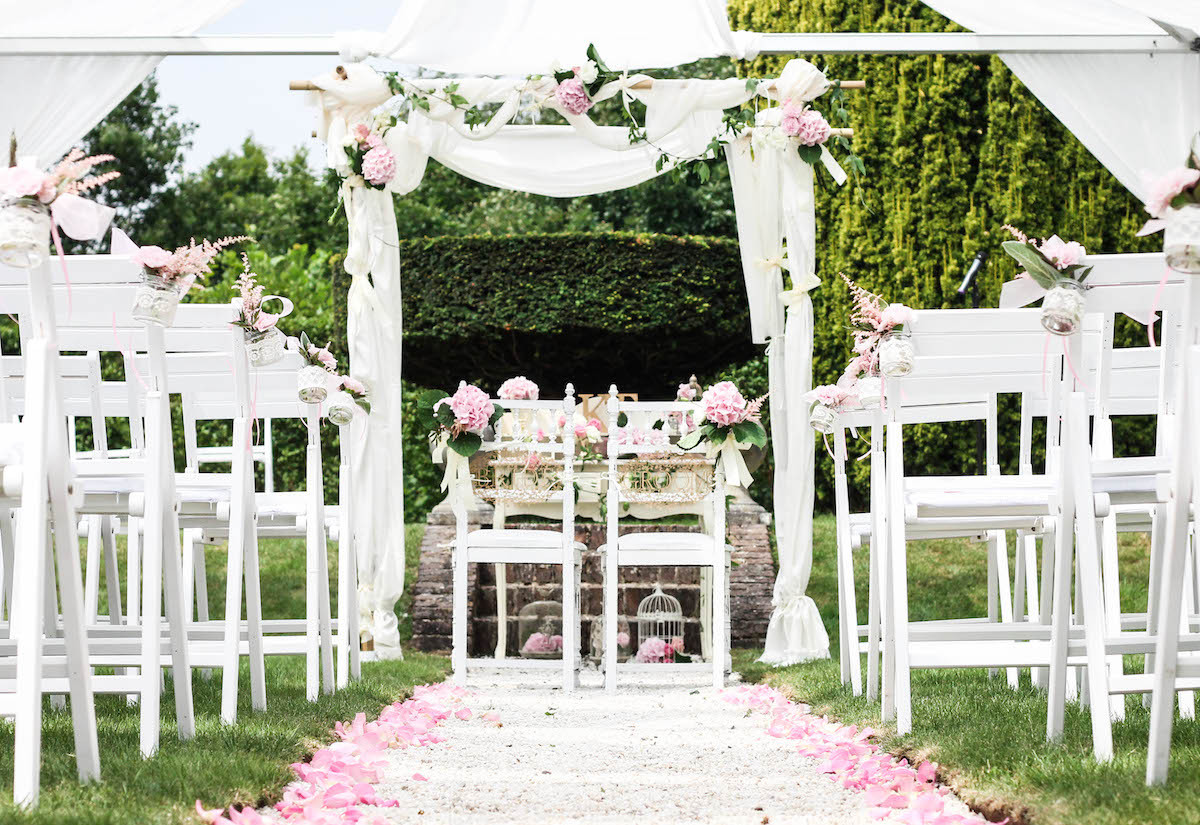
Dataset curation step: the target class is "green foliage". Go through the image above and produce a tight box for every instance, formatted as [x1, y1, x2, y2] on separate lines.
[397, 232, 754, 393]
[728, 0, 1158, 509]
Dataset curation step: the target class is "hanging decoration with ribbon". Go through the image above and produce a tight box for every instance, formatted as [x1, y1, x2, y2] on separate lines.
[677, 379, 768, 489]
[417, 383, 507, 513]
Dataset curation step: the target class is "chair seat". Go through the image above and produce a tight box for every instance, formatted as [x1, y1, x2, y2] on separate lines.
[458, 529, 584, 564]
[598, 532, 729, 566]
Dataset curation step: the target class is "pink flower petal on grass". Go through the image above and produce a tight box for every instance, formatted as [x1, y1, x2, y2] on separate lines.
[412, 772, 428, 781]
[483, 711, 501, 723]
[455, 707, 472, 721]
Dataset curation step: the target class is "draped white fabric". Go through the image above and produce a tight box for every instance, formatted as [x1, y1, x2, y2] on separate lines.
[336, 0, 759, 73]
[0, 0, 242, 165]
[923, 0, 1200, 201]
[310, 62, 770, 655]
[726, 100, 831, 667]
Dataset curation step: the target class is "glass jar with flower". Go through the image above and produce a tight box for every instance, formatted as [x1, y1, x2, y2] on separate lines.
[130, 235, 252, 327]
[0, 150, 120, 269]
[1139, 148, 1200, 273]
[291, 332, 338, 404]
[230, 254, 291, 367]
[327, 376, 370, 426]
[806, 385, 858, 435]
[842, 272, 914, 377]
[1001, 227, 1092, 336]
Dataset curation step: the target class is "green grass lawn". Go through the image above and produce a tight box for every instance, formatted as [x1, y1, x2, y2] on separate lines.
[737, 515, 1200, 825]
[0, 526, 446, 825]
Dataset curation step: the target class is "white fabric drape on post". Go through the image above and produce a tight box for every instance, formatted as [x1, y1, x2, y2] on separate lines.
[0, 0, 243, 165]
[310, 62, 767, 656]
[336, 0, 759, 73]
[726, 104, 830, 666]
[923, 0, 1200, 200]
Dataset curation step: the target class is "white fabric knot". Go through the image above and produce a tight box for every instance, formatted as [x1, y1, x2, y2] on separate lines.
[756, 254, 788, 270]
[775, 59, 831, 105]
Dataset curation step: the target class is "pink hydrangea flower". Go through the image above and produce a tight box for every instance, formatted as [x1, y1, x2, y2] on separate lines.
[361, 144, 396, 186]
[616, 631, 630, 647]
[497, 376, 539, 400]
[554, 77, 593, 116]
[703, 380, 748, 426]
[676, 383, 697, 401]
[1037, 234, 1086, 270]
[0, 166, 47, 198]
[1144, 167, 1200, 218]
[635, 636, 670, 663]
[780, 105, 832, 146]
[521, 632, 562, 654]
[449, 384, 494, 433]
[133, 245, 174, 270]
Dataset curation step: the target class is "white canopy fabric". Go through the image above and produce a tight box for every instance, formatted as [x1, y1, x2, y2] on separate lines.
[309, 60, 836, 662]
[0, 0, 242, 166]
[335, 0, 759, 74]
[923, 0, 1200, 202]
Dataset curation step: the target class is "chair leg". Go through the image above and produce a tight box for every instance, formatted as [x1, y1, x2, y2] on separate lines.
[220, 419, 250, 724]
[101, 516, 123, 626]
[1144, 504, 1168, 708]
[990, 530, 1020, 689]
[0, 508, 14, 626]
[866, 533, 882, 702]
[191, 534, 213, 681]
[316, 521, 335, 696]
[711, 556, 725, 691]
[451, 543, 468, 683]
[885, 419, 911, 734]
[562, 553, 577, 693]
[1034, 526, 1055, 692]
[83, 515, 102, 623]
[1099, 513, 1126, 721]
[603, 548, 617, 694]
[124, 516, 142, 707]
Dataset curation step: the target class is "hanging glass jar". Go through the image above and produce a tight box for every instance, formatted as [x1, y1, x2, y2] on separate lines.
[1040, 278, 1086, 336]
[878, 330, 915, 377]
[244, 326, 285, 368]
[326, 390, 357, 426]
[1164, 203, 1200, 274]
[856, 374, 883, 410]
[0, 197, 51, 269]
[131, 268, 189, 327]
[808, 403, 837, 434]
[297, 364, 330, 404]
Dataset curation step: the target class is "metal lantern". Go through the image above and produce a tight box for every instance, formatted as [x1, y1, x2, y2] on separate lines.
[634, 584, 684, 663]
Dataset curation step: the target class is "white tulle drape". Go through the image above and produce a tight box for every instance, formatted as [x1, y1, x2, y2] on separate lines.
[310, 62, 774, 656]
[923, 0, 1200, 200]
[727, 117, 831, 666]
[334, 0, 760, 73]
[0, 0, 243, 165]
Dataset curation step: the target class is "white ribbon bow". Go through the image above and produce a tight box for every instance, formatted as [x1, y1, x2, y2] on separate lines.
[435, 435, 474, 516]
[707, 438, 754, 489]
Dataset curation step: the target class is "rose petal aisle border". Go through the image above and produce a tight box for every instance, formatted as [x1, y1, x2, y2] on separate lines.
[196, 682, 482, 825]
[723, 685, 1004, 825]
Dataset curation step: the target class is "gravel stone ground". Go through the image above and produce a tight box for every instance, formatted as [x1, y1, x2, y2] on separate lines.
[376, 669, 902, 824]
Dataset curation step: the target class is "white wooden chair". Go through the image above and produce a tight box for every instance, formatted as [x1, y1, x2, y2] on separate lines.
[0, 258, 100, 807]
[451, 384, 581, 691]
[600, 386, 729, 691]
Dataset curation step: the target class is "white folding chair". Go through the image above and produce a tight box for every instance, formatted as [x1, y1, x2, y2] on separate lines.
[450, 384, 581, 691]
[600, 386, 729, 691]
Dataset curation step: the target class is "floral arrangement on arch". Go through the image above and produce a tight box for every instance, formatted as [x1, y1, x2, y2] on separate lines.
[549, 45, 621, 117]
[339, 115, 398, 190]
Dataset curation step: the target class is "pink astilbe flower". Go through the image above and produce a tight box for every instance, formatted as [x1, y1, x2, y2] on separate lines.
[141, 234, 254, 289]
[233, 253, 282, 331]
[497, 376, 539, 400]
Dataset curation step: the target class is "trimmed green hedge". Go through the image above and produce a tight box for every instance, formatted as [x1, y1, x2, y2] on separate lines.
[390, 233, 755, 394]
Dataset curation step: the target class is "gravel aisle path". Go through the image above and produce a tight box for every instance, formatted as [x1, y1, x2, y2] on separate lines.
[376, 670, 883, 825]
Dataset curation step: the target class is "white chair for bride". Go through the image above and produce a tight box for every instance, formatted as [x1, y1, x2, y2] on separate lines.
[451, 385, 581, 691]
[600, 386, 729, 691]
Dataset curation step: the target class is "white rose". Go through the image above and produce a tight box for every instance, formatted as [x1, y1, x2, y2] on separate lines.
[345, 174, 366, 188]
[341, 133, 358, 148]
[577, 60, 599, 85]
[584, 425, 601, 443]
[751, 126, 789, 154]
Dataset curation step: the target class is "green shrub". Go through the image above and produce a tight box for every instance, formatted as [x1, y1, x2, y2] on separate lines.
[729, 0, 1158, 510]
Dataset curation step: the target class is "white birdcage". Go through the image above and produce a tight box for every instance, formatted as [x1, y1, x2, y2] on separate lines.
[634, 584, 684, 663]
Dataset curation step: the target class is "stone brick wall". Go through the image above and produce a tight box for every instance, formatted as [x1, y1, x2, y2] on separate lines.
[410, 496, 775, 655]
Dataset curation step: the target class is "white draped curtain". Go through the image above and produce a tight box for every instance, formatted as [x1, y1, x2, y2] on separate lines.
[0, 0, 243, 165]
[336, 0, 759, 72]
[923, 0, 1200, 200]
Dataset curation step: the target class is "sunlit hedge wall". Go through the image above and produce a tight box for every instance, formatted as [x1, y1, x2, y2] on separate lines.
[729, 0, 1159, 509]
